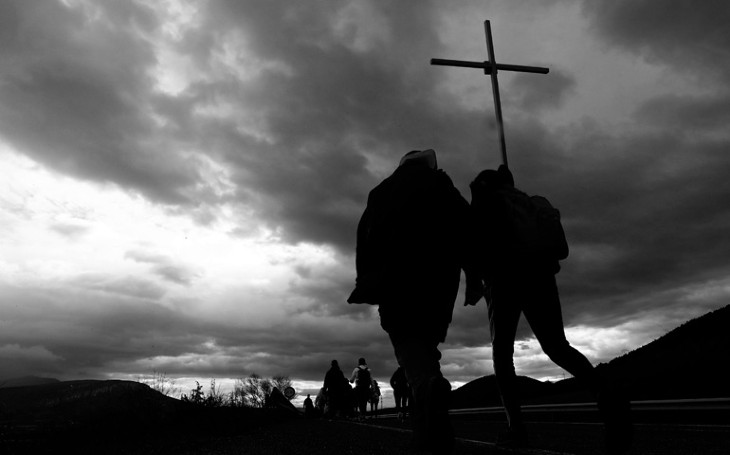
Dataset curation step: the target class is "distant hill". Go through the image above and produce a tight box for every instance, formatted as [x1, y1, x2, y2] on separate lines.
[0, 376, 60, 388]
[599, 303, 730, 400]
[451, 303, 730, 408]
[450, 375, 555, 409]
[0, 380, 185, 426]
[0, 379, 300, 453]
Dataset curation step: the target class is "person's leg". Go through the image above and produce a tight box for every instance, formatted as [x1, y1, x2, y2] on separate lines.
[394, 391, 403, 421]
[358, 387, 368, 416]
[394, 391, 402, 412]
[388, 331, 453, 453]
[522, 275, 595, 385]
[524, 274, 632, 454]
[488, 279, 524, 433]
[328, 392, 338, 418]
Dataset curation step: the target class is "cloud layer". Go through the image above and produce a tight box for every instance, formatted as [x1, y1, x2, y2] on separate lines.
[1, 0, 729, 388]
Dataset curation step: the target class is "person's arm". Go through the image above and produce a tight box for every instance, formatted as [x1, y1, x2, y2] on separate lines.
[348, 193, 378, 304]
[448, 189, 485, 306]
[464, 202, 485, 305]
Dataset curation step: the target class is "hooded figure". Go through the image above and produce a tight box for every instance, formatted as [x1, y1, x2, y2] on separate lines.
[323, 360, 348, 417]
[349, 149, 473, 341]
[349, 149, 476, 453]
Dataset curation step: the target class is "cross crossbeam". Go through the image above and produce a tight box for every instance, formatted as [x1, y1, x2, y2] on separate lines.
[431, 20, 549, 167]
[431, 58, 548, 75]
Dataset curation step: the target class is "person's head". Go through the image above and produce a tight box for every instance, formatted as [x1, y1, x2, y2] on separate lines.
[470, 166, 514, 203]
[497, 164, 514, 187]
[331, 359, 339, 367]
[307, 394, 311, 398]
[470, 165, 514, 195]
[471, 169, 500, 191]
[398, 149, 437, 170]
[358, 357, 367, 366]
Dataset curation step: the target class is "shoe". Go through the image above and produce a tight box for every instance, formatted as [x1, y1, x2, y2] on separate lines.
[496, 424, 528, 447]
[598, 389, 633, 454]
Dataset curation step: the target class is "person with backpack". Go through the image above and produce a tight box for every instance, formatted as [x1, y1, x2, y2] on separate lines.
[466, 165, 632, 453]
[349, 149, 478, 453]
[350, 357, 372, 419]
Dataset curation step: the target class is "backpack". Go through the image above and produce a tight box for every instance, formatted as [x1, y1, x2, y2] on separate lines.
[356, 367, 371, 388]
[499, 187, 569, 262]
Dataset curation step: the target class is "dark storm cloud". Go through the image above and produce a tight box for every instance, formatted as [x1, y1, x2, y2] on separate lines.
[0, 282, 395, 382]
[0, 0, 501, 253]
[510, 68, 576, 111]
[0, 1, 210, 206]
[175, 0, 492, 250]
[581, 0, 730, 82]
[634, 94, 730, 130]
[543, 0, 730, 326]
[0, 283, 190, 377]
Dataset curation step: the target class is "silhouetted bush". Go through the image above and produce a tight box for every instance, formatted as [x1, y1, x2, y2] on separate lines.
[178, 375, 296, 408]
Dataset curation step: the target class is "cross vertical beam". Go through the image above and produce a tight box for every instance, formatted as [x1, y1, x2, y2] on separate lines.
[484, 20, 508, 167]
[431, 20, 549, 168]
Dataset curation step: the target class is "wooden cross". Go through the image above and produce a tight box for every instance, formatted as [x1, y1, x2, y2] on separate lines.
[431, 20, 549, 168]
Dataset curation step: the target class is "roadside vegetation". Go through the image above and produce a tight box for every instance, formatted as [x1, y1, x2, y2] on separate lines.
[139, 372, 296, 408]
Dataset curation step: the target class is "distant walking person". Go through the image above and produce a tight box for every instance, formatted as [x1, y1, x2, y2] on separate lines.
[315, 387, 326, 416]
[323, 360, 347, 418]
[369, 379, 382, 414]
[349, 149, 477, 453]
[350, 357, 372, 419]
[390, 366, 411, 420]
[466, 165, 632, 453]
[303, 393, 315, 417]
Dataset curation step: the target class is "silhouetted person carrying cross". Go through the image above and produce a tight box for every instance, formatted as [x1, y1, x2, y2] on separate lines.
[349, 149, 477, 454]
[465, 165, 633, 454]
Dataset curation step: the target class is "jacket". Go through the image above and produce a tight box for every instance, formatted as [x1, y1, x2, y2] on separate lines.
[350, 162, 472, 341]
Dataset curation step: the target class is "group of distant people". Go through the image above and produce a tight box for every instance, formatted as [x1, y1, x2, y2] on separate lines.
[302, 357, 393, 420]
[346, 149, 633, 454]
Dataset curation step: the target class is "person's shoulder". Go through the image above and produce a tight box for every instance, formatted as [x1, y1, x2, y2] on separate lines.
[435, 168, 454, 183]
[368, 172, 400, 201]
[430, 169, 461, 193]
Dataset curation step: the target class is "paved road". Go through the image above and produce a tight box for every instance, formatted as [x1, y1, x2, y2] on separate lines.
[104, 415, 726, 455]
[4, 410, 728, 454]
[371, 413, 730, 455]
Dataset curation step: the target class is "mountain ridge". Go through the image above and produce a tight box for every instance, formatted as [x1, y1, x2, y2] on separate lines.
[451, 303, 730, 408]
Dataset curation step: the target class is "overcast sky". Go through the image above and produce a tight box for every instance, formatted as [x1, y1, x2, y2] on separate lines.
[2, 0, 729, 402]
